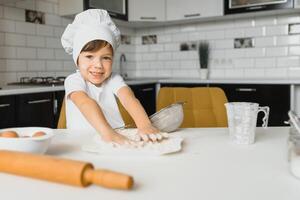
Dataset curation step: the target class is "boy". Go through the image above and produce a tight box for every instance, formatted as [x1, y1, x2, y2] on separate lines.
[61, 9, 165, 145]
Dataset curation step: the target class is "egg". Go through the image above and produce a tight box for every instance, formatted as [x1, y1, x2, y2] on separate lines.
[0, 131, 19, 138]
[32, 131, 46, 137]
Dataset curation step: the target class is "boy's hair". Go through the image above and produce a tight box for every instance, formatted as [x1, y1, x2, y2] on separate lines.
[80, 40, 113, 53]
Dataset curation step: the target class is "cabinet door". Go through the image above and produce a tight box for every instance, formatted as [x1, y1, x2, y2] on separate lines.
[130, 84, 156, 116]
[59, 0, 83, 16]
[211, 84, 290, 126]
[129, 0, 165, 21]
[0, 95, 16, 128]
[166, 0, 223, 21]
[17, 92, 54, 128]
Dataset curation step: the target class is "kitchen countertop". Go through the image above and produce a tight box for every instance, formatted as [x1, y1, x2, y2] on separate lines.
[0, 79, 158, 96]
[0, 127, 299, 200]
[1, 78, 300, 96]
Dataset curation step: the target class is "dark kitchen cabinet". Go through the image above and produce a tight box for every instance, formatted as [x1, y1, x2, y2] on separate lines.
[209, 84, 290, 126]
[160, 83, 290, 126]
[16, 92, 55, 128]
[129, 84, 156, 116]
[0, 95, 16, 128]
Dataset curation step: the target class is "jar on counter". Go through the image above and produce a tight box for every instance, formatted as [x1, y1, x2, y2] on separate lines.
[288, 126, 300, 179]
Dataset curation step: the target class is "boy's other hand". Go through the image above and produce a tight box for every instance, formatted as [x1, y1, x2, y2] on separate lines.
[137, 125, 169, 142]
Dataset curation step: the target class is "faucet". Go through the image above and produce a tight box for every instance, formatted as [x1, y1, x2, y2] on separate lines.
[120, 53, 128, 79]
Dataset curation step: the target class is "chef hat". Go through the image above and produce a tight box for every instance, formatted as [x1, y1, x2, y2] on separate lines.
[61, 9, 121, 64]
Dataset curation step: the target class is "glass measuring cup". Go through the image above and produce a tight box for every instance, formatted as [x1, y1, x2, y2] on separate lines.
[225, 102, 270, 145]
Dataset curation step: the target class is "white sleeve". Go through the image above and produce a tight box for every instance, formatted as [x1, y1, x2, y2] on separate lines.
[108, 73, 127, 94]
[64, 73, 87, 98]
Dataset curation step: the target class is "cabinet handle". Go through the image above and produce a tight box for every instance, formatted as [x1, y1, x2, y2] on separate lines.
[140, 17, 157, 20]
[184, 13, 200, 18]
[141, 88, 154, 92]
[248, 6, 264, 10]
[0, 103, 10, 108]
[235, 88, 257, 92]
[53, 99, 58, 115]
[27, 99, 51, 104]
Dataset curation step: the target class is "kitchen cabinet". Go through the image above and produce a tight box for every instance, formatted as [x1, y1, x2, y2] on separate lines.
[209, 84, 290, 126]
[129, 83, 156, 116]
[59, 0, 84, 16]
[166, 0, 223, 21]
[0, 95, 16, 128]
[16, 92, 55, 128]
[129, 0, 165, 21]
[160, 83, 290, 126]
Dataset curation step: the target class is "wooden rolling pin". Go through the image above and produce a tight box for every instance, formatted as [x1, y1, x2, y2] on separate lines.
[0, 150, 133, 190]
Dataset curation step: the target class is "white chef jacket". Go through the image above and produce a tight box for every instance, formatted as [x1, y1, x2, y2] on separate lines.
[64, 71, 127, 132]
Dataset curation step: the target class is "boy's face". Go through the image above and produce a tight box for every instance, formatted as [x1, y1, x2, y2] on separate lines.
[77, 45, 113, 87]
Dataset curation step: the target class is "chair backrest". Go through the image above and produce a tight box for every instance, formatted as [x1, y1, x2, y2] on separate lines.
[156, 87, 228, 127]
[56, 97, 134, 129]
[57, 98, 66, 129]
[116, 98, 135, 126]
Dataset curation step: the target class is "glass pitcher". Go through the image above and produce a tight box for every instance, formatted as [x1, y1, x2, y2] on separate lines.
[225, 102, 270, 145]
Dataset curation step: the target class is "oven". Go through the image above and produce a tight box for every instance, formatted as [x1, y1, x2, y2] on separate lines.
[224, 0, 294, 14]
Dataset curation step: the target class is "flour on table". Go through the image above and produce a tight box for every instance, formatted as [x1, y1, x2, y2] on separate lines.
[81, 128, 183, 156]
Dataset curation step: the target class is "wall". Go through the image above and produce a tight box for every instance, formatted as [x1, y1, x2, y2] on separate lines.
[0, 0, 135, 85]
[132, 14, 300, 79]
[1, 0, 300, 84]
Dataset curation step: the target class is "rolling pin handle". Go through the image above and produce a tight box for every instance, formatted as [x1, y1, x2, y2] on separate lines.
[83, 168, 134, 190]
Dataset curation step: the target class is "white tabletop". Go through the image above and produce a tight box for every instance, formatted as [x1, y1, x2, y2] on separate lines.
[1, 127, 299, 200]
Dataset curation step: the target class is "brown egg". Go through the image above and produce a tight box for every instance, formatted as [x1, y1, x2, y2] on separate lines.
[0, 131, 19, 138]
[32, 131, 46, 137]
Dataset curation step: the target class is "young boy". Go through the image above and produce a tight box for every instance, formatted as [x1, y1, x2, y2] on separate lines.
[61, 9, 163, 145]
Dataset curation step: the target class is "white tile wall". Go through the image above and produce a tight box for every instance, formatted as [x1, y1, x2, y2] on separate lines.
[0, 0, 73, 85]
[1, 1, 300, 84]
[131, 14, 300, 79]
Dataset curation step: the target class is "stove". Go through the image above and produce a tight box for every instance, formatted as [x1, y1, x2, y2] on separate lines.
[8, 76, 66, 86]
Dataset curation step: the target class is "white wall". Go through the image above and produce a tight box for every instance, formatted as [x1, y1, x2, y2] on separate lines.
[0, 0, 135, 85]
[133, 14, 300, 79]
[0, 0, 73, 85]
[1, 0, 300, 84]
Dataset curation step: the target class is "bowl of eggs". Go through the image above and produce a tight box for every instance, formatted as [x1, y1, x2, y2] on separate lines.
[0, 127, 54, 154]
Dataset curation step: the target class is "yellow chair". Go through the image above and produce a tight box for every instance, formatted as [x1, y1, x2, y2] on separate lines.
[156, 87, 228, 127]
[57, 97, 134, 128]
[57, 98, 66, 129]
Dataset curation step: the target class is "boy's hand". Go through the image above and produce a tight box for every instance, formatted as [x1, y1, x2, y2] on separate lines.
[137, 125, 169, 142]
[101, 131, 140, 147]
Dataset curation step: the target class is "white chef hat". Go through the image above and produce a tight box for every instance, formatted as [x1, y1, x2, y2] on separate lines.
[61, 9, 121, 64]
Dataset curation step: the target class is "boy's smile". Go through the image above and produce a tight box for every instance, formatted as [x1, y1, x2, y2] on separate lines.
[78, 45, 113, 87]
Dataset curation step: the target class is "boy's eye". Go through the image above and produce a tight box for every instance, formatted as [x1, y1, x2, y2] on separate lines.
[85, 55, 93, 59]
[102, 56, 112, 61]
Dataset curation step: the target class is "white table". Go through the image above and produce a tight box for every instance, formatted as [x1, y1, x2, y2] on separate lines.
[1, 127, 299, 200]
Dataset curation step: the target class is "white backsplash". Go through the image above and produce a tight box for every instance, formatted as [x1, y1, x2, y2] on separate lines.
[0, 0, 135, 85]
[0, 0, 300, 85]
[132, 14, 300, 79]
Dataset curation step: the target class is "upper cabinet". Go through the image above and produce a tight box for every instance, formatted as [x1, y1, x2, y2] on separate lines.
[129, 0, 165, 21]
[59, 0, 83, 16]
[166, 0, 223, 21]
